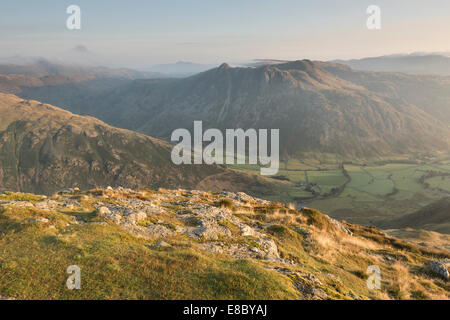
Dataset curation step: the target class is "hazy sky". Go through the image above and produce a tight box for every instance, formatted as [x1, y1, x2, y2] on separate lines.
[1, 0, 450, 68]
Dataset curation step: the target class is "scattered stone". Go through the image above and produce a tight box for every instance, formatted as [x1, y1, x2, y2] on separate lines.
[294, 226, 311, 236]
[270, 267, 328, 300]
[0, 201, 34, 208]
[220, 191, 270, 205]
[127, 211, 147, 224]
[35, 200, 60, 211]
[192, 218, 232, 240]
[144, 224, 175, 239]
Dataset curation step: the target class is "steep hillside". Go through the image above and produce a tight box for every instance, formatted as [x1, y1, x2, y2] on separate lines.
[0, 187, 448, 299]
[0, 93, 272, 195]
[319, 61, 450, 124]
[386, 228, 450, 253]
[381, 198, 450, 234]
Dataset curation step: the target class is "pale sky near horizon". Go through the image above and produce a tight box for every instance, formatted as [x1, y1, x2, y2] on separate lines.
[1, 0, 450, 68]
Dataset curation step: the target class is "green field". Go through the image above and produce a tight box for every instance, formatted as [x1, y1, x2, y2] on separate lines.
[230, 157, 450, 226]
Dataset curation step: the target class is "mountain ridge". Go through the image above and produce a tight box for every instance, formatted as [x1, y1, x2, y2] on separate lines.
[2, 59, 450, 160]
[78, 60, 450, 158]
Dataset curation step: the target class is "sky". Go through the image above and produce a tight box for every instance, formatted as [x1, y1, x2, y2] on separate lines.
[1, 0, 450, 69]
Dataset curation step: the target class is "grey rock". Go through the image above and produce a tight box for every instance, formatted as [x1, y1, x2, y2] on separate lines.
[28, 217, 49, 223]
[429, 259, 450, 279]
[153, 241, 172, 248]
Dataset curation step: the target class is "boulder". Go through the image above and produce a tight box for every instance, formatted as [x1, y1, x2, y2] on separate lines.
[240, 224, 260, 237]
[97, 206, 111, 216]
[127, 211, 147, 224]
[429, 259, 450, 279]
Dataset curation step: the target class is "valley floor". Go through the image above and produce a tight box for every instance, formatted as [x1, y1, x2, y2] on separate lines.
[231, 154, 450, 230]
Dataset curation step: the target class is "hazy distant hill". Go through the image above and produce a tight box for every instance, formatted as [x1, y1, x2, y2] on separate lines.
[147, 61, 216, 77]
[333, 54, 450, 76]
[0, 93, 270, 195]
[0, 74, 96, 94]
[0, 58, 161, 80]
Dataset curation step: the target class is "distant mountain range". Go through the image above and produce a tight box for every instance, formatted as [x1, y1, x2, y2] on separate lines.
[333, 54, 450, 76]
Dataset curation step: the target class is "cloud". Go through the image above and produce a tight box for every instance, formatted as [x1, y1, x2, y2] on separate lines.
[73, 45, 88, 53]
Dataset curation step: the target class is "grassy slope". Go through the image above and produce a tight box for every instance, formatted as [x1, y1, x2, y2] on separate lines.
[0, 189, 448, 300]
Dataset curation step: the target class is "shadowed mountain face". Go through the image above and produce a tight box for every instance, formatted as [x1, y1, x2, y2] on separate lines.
[3, 60, 450, 159]
[0, 93, 271, 195]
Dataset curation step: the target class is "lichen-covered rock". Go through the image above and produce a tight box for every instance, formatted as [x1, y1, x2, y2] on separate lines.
[126, 211, 147, 224]
[240, 224, 260, 237]
[28, 217, 49, 223]
[220, 191, 270, 205]
[144, 224, 175, 239]
[258, 238, 280, 259]
[192, 218, 232, 240]
[327, 216, 353, 236]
